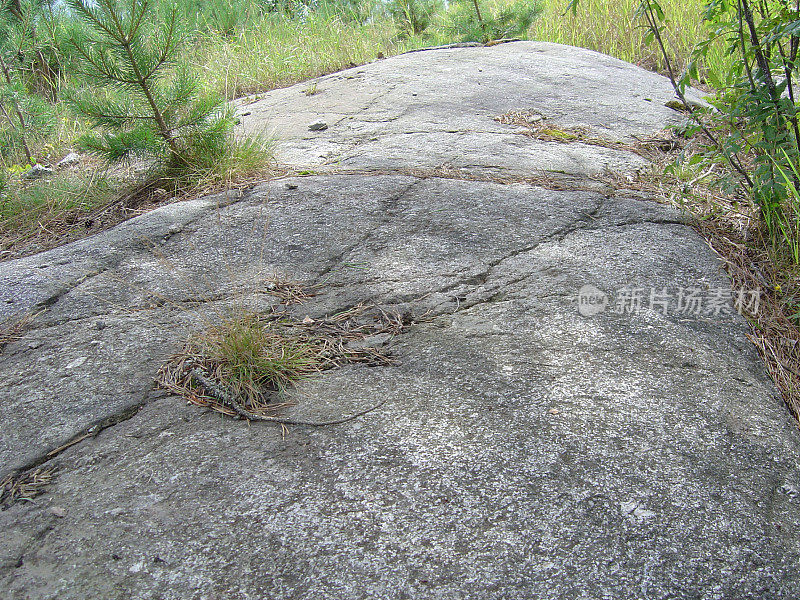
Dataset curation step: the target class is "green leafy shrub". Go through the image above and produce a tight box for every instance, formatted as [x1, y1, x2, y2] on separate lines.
[685, 1, 800, 224]
[670, 0, 800, 255]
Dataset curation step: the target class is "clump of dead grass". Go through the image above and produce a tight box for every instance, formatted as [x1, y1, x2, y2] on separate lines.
[262, 273, 320, 305]
[0, 467, 56, 508]
[0, 311, 38, 354]
[157, 302, 407, 420]
[494, 110, 684, 160]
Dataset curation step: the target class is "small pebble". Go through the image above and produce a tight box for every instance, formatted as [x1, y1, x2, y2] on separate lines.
[50, 506, 66, 518]
[548, 408, 560, 415]
[56, 152, 81, 169]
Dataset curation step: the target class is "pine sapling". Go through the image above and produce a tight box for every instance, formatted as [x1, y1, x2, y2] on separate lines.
[66, 0, 235, 179]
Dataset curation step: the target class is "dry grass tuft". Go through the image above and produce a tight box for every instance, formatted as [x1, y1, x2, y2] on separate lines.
[530, 0, 732, 81]
[157, 300, 408, 420]
[0, 311, 38, 353]
[262, 273, 320, 305]
[495, 110, 685, 159]
[0, 467, 57, 508]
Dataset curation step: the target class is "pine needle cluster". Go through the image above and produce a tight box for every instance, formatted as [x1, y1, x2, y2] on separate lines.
[0, 0, 59, 164]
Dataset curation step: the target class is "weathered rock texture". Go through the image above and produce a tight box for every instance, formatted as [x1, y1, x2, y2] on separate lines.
[1, 42, 799, 599]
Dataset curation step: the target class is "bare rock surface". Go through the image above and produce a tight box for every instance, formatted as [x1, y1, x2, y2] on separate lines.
[1, 42, 800, 599]
[237, 41, 704, 181]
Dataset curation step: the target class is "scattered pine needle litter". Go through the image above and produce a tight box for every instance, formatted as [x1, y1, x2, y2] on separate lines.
[699, 219, 800, 421]
[0, 311, 39, 354]
[262, 274, 320, 305]
[157, 303, 410, 424]
[0, 467, 56, 508]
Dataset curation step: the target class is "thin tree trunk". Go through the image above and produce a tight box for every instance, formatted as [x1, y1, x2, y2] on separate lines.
[470, 0, 488, 38]
[741, 0, 779, 99]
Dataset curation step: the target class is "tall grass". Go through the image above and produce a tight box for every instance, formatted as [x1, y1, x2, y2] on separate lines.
[530, 0, 733, 83]
[771, 152, 800, 266]
[191, 13, 418, 100]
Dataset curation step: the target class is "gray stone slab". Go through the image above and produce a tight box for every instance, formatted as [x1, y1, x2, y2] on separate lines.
[237, 41, 703, 178]
[1, 43, 799, 600]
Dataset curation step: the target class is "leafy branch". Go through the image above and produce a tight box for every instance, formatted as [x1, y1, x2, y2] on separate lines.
[637, 0, 754, 187]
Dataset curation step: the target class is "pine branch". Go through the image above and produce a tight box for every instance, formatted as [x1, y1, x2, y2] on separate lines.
[0, 52, 31, 162]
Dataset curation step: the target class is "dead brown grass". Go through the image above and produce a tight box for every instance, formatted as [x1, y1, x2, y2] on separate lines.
[0, 311, 38, 354]
[262, 273, 320, 305]
[0, 467, 56, 508]
[157, 298, 408, 421]
[493, 111, 684, 158]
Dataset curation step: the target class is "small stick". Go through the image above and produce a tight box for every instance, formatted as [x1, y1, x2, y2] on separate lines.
[189, 368, 387, 427]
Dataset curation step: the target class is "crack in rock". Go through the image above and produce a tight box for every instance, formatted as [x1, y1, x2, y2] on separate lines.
[313, 178, 424, 283]
[0, 395, 153, 484]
